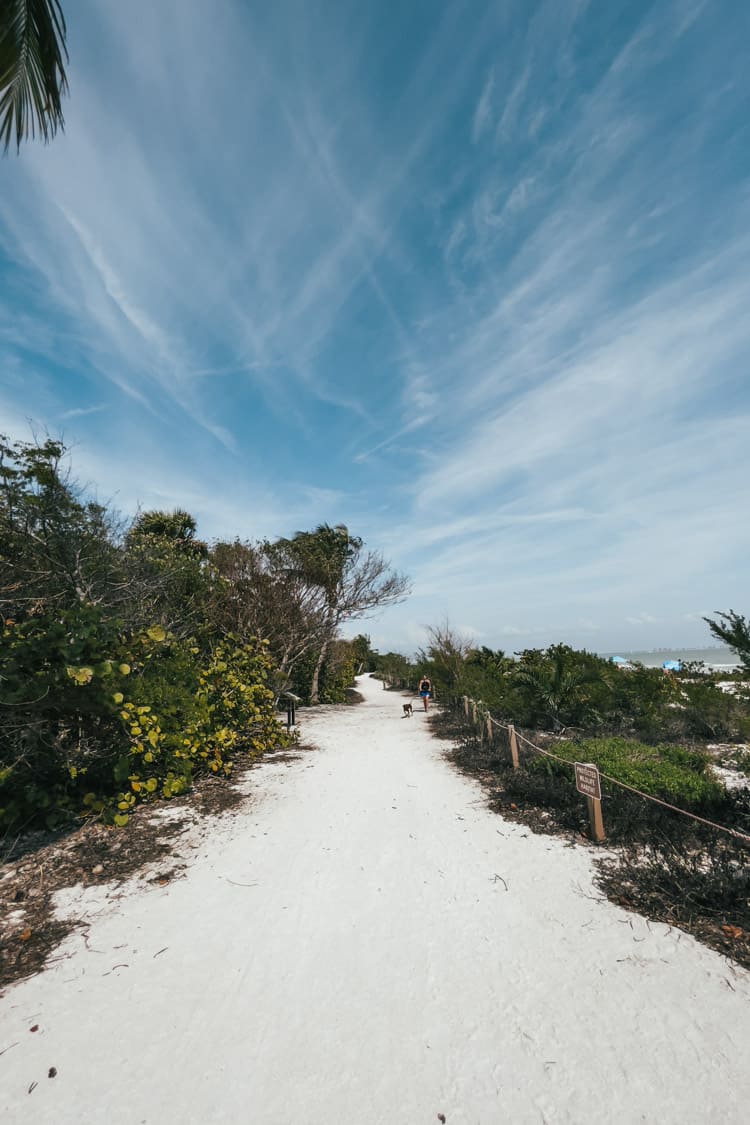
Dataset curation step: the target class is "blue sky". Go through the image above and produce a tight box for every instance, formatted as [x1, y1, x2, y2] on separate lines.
[1, 0, 749, 655]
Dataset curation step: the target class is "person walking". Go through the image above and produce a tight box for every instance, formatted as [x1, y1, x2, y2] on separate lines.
[418, 675, 432, 712]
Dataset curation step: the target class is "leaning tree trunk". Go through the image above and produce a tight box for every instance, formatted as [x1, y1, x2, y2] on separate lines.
[309, 605, 336, 704]
[309, 637, 329, 705]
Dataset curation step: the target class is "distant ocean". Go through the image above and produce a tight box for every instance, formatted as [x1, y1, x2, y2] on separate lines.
[598, 647, 739, 671]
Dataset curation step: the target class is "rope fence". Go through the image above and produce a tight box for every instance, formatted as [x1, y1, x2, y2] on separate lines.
[459, 695, 750, 846]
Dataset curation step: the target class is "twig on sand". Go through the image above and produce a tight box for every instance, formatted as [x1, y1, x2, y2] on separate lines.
[224, 877, 259, 888]
[492, 874, 509, 891]
[153, 947, 169, 958]
[82, 930, 105, 954]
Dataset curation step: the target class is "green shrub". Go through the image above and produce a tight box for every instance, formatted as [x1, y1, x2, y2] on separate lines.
[676, 677, 750, 740]
[0, 606, 133, 829]
[0, 613, 287, 831]
[319, 653, 357, 703]
[547, 736, 723, 810]
[289, 640, 357, 704]
[372, 651, 415, 690]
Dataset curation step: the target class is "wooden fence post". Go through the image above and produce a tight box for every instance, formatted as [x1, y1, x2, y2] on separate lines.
[463, 696, 469, 718]
[471, 701, 477, 727]
[486, 715, 493, 744]
[587, 796, 606, 843]
[508, 724, 520, 770]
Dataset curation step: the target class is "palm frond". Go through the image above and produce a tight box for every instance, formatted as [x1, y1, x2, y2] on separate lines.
[0, 0, 69, 153]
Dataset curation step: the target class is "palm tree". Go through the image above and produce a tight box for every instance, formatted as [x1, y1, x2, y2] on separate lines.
[514, 648, 602, 731]
[1, 0, 69, 153]
[127, 509, 208, 558]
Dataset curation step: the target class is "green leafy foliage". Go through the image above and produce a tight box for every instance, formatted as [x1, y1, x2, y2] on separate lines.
[274, 523, 409, 702]
[409, 622, 750, 745]
[287, 638, 357, 704]
[547, 737, 724, 810]
[0, 436, 295, 832]
[317, 645, 357, 704]
[0, 605, 128, 828]
[0, 616, 287, 830]
[1, 0, 69, 152]
[372, 651, 415, 689]
[0, 435, 122, 618]
[1, 435, 402, 832]
[704, 610, 750, 674]
[349, 633, 376, 673]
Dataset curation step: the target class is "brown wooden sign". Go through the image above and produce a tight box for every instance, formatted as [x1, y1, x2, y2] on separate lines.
[574, 762, 601, 801]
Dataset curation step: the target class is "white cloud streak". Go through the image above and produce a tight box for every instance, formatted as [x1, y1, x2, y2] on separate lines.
[1, 0, 746, 656]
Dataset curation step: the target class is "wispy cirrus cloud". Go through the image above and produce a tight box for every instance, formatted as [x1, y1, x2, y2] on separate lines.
[355, 0, 750, 649]
[472, 71, 495, 143]
[60, 404, 106, 420]
[1, 0, 748, 654]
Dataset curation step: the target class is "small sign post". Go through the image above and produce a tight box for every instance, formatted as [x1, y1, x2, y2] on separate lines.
[575, 762, 605, 842]
[280, 692, 301, 730]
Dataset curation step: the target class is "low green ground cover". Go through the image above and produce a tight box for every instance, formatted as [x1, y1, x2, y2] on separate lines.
[548, 736, 724, 809]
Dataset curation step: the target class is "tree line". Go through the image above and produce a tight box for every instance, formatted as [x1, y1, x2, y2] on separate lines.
[376, 621, 750, 744]
[0, 434, 407, 831]
[373, 624, 750, 849]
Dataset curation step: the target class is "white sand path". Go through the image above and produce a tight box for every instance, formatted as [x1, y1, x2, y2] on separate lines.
[1, 673, 749, 1124]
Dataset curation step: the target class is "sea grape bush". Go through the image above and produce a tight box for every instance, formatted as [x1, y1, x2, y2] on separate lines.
[0, 610, 287, 829]
[105, 636, 282, 825]
[1, 434, 398, 832]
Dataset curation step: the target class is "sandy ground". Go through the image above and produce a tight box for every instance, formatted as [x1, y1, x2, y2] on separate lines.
[1, 674, 749, 1125]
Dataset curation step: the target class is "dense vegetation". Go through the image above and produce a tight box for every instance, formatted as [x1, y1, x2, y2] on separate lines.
[0, 435, 405, 832]
[396, 627, 750, 967]
[377, 625, 750, 742]
[374, 624, 750, 814]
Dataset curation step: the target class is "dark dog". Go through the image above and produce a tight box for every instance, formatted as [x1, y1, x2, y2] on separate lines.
[402, 703, 413, 717]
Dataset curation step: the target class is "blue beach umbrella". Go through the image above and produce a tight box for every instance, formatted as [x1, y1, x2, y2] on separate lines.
[610, 656, 628, 664]
[662, 659, 681, 671]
